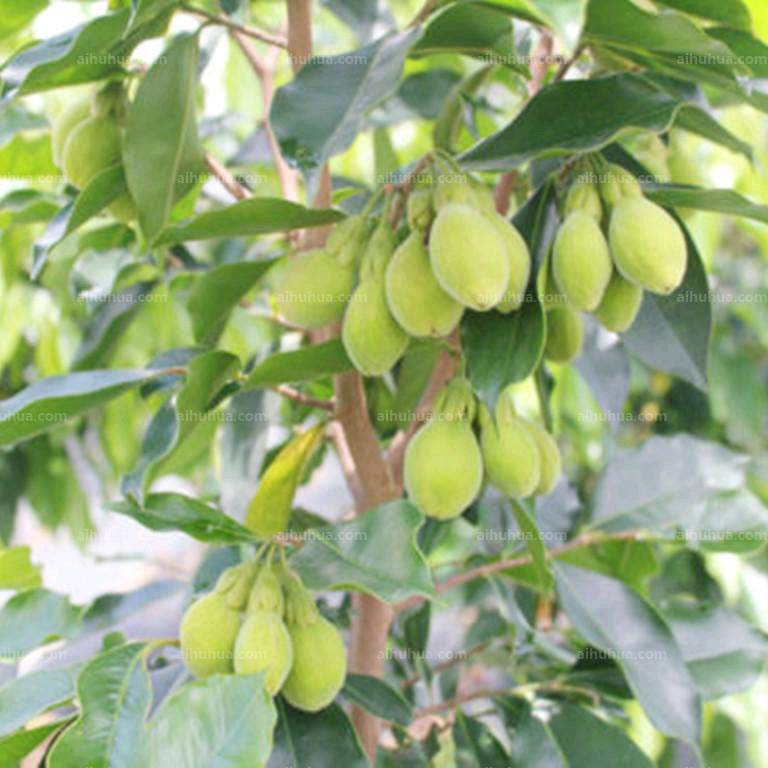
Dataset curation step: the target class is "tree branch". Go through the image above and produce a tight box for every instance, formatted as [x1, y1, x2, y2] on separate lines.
[205, 153, 251, 200]
[273, 384, 334, 411]
[182, 4, 288, 48]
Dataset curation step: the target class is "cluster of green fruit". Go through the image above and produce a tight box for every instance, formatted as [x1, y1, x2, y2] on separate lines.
[179, 556, 347, 712]
[543, 161, 689, 363]
[274, 170, 531, 377]
[50, 83, 135, 222]
[404, 378, 561, 520]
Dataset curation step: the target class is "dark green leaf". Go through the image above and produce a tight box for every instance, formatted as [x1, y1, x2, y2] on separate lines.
[655, 0, 752, 30]
[674, 105, 753, 160]
[453, 711, 509, 767]
[245, 340, 353, 388]
[320, 0, 395, 44]
[644, 185, 768, 223]
[342, 674, 413, 726]
[511, 502, 553, 593]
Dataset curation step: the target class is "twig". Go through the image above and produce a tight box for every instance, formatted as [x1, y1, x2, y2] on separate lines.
[182, 4, 288, 48]
[205, 153, 251, 200]
[408, 0, 440, 28]
[273, 384, 334, 411]
[494, 170, 518, 215]
[554, 45, 584, 82]
[527, 30, 554, 97]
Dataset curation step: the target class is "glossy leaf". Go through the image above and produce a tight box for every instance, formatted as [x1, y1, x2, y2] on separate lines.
[644, 185, 768, 223]
[245, 340, 353, 388]
[289, 500, 434, 603]
[342, 674, 413, 727]
[511, 502, 553, 593]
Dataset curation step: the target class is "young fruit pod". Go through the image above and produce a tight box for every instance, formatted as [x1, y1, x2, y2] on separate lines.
[633, 132, 671, 184]
[524, 420, 562, 496]
[609, 197, 687, 295]
[342, 221, 409, 376]
[385, 231, 463, 337]
[433, 173, 475, 210]
[233, 609, 293, 695]
[179, 591, 241, 677]
[62, 116, 123, 189]
[564, 178, 603, 221]
[552, 211, 612, 312]
[407, 188, 434, 232]
[429, 203, 510, 311]
[404, 378, 483, 520]
[544, 306, 583, 363]
[598, 163, 643, 207]
[281, 576, 347, 712]
[479, 397, 540, 499]
[91, 81, 128, 122]
[594, 270, 644, 333]
[247, 562, 285, 616]
[483, 210, 531, 313]
[275, 248, 355, 329]
[325, 214, 367, 267]
[51, 94, 93, 167]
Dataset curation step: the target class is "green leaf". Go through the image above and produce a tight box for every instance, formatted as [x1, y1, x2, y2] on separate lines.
[511, 502, 552, 593]
[644, 185, 768, 223]
[270, 700, 367, 768]
[341, 674, 413, 727]
[0, 368, 162, 446]
[461, 73, 684, 171]
[156, 198, 345, 245]
[0, 546, 41, 590]
[187, 259, 277, 345]
[112, 492, 258, 544]
[320, 0, 395, 44]
[148, 674, 276, 767]
[708, 25, 768, 77]
[654, 0, 752, 31]
[674, 104, 753, 160]
[271, 29, 421, 178]
[47, 643, 151, 768]
[555, 563, 701, 746]
[622, 218, 711, 390]
[0, 589, 82, 660]
[0, 720, 70, 764]
[0, 666, 78, 737]
[434, 65, 495, 152]
[245, 423, 325, 539]
[289, 500, 435, 603]
[124, 33, 204, 241]
[245, 340, 353, 388]
[453, 710, 510, 766]
[0, 0, 47, 40]
[461, 184, 554, 407]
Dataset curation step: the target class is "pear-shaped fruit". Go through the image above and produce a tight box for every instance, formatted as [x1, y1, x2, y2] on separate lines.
[282, 616, 347, 711]
[407, 188, 434, 231]
[599, 163, 642, 206]
[429, 203, 509, 311]
[552, 211, 612, 311]
[275, 249, 355, 328]
[52, 95, 92, 167]
[433, 175, 474, 209]
[544, 306, 583, 363]
[179, 592, 241, 677]
[633, 133, 670, 184]
[326, 215, 367, 267]
[609, 196, 687, 295]
[524, 421, 561, 495]
[480, 405, 540, 499]
[342, 275, 409, 376]
[594, 271, 643, 332]
[565, 179, 603, 221]
[385, 232, 463, 337]
[62, 116, 122, 189]
[483, 211, 531, 313]
[233, 610, 293, 695]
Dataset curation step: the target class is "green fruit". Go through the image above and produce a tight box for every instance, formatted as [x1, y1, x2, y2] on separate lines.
[552, 211, 612, 311]
[62, 116, 123, 189]
[433, 175, 474, 209]
[484, 211, 531, 313]
[407, 189, 434, 231]
[404, 419, 483, 520]
[481, 409, 540, 498]
[282, 616, 347, 712]
[544, 306, 583, 363]
[468, 180, 497, 214]
[633, 133, 670, 184]
[342, 275, 409, 376]
[667, 132, 702, 187]
[565, 179, 603, 221]
[524, 421, 561, 495]
[108, 193, 137, 224]
[429, 203, 510, 311]
[180, 592, 241, 677]
[599, 163, 642, 206]
[275, 249, 355, 328]
[51, 95, 92, 167]
[385, 231, 463, 337]
[609, 196, 687, 295]
[594, 271, 643, 332]
[326, 215, 367, 267]
[233, 610, 293, 695]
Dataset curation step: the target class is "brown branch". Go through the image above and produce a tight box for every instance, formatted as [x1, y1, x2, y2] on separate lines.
[493, 170, 517, 216]
[205, 153, 251, 200]
[527, 30, 554, 97]
[554, 44, 584, 82]
[182, 4, 287, 48]
[273, 385, 334, 411]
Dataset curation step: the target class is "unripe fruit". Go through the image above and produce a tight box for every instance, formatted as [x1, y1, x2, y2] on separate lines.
[404, 419, 483, 520]
[544, 306, 583, 363]
[433, 175, 474, 210]
[524, 421, 561, 495]
[62, 116, 122, 189]
[282, 616, 347, 712]
[429, 203, 509, 311]
[275, 249, 355, 328]
[326, 215, 367, 267]
[407, 189, 434, 231]
[609, 197, 687, 295]
[385, 231, 463, 337]
[667, 132, 703, 187]
[483, 211, 531, 313]
[552, 211, 612, 311]
[565, 179, 603, 221]
[594, 271, 644, 333]
[233, 610, 293, 695]
[633, 133, 670, 184]
[468, 180, 497, 214]
[342, 275, 409, 376]
[51, 95, 92, 167]
[179, 592, 241, 677]
[599, 163, 642, 207]
[480, 405, 540, 499]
